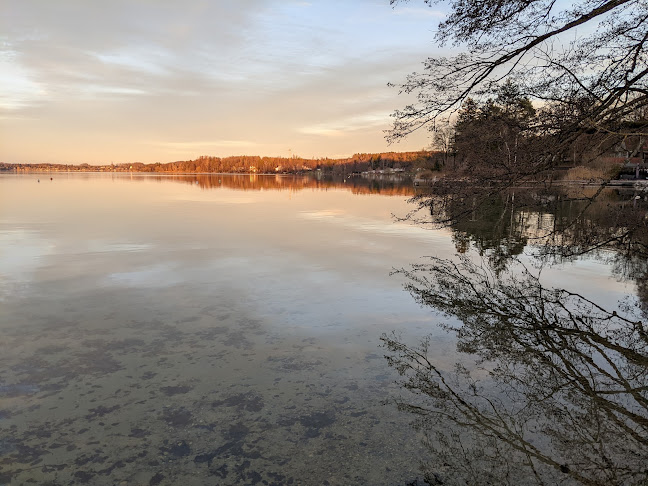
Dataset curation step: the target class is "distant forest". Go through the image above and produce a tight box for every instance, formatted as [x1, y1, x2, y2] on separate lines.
[0, 151, 441, 174]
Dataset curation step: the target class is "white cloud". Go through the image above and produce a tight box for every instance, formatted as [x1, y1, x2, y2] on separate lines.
[150, 140, 260, 152]
[391, 6, 446, 18]
[95, 49, 170, 76]
[0, 47, 46, 109]
[299, 112, 390, 137]
[0, 0, 442, 162]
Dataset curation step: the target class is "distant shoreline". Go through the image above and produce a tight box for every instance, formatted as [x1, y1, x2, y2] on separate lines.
[5, 168, 647, 189]
[0, 151, 441, 176]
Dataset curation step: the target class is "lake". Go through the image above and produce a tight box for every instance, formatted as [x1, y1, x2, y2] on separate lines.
[0, 173, 643, 485]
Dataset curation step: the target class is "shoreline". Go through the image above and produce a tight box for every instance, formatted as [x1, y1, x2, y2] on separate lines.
[3, 169, 647, 189]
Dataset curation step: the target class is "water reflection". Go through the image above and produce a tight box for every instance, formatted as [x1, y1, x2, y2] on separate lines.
[177, 173, 417, 196]
[384, 186, 648, 485]
[446, 186, 648, 306]
[415, 184, 648, 261]
[0, 173, 434, 485]
[44, 172, 419, 196]
[2, 173, 644, 484]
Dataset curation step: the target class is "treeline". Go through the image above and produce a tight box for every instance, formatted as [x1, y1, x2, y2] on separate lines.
[431, 80, 648, 182]
[0, 150, 441, 174]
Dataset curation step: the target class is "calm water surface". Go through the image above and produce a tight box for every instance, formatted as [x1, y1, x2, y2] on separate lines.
[0, 173, 635, 485]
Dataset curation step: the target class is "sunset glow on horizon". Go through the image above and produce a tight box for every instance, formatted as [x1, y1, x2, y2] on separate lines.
[1, 1, 446, 164]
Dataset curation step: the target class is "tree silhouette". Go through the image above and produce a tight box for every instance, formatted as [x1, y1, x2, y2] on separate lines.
[389, 0, 647, 150]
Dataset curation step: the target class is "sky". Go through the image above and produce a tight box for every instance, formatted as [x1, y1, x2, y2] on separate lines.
[0, 0, 447, 164]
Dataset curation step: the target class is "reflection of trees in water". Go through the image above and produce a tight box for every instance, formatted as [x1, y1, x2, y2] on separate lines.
[420, 186, 647, 258]
[130, 173, 417, 196]
[424, 186, 648, 308]
[448, 191, 529, 273]
[386, 185, 648, 484]
[383, 257, 648, 485]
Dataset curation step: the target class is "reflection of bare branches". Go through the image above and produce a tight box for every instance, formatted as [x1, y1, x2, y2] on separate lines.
[383, 257, 648, 485]
[406, 185, 648, 259]
[407, 186, 648, 310]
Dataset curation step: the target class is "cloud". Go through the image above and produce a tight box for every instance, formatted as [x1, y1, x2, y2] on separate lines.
[1, 1, 441, 162]
[95, 49, 170, 76]
[152, 140, 260, 151]
[299, 112, 390, 137]
[391, 6, 446, 18]
[0, 50, 46, 109]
